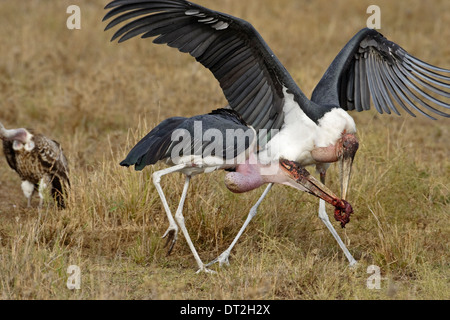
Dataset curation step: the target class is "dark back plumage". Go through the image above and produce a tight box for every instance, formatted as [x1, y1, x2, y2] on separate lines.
[34, 134, 70, 208]
[120, 108, 255, 171]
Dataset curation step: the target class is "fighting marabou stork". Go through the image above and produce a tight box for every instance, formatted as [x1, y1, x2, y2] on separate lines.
[0, 122, 70, 209]
[120, 108, 353, 273]
[103, 0, 450, 272]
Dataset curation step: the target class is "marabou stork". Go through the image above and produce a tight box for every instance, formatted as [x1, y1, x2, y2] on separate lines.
[0, 122, 70, 209]
[120, 108, 352, 273]
[103, 0, 450, 270]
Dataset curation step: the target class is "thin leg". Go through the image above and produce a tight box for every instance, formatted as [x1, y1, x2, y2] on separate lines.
[38, 177, 49, 208]
[174, 176, 214, 273]
[21, 180, 35, 208]
[318, 173, 357, 266]
[206, 183, 273, 267]
[152, 164, 187, 254]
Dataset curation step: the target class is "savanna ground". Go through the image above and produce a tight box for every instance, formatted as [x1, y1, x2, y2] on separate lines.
[0, 0, 448, 300]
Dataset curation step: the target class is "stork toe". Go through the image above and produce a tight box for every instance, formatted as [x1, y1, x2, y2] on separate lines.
[196, 266, 217, 274]
[162, 226, 178, 255]
[206, 251, 231, 268]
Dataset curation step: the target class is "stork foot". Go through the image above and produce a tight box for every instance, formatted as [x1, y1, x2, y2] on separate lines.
[206, 251, 231, 268]
[196, 265, 217, 274]
[348, 259, 358, 268]
[162, 226, 178, 255]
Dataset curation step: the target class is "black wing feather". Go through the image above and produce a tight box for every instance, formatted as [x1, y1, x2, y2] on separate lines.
[121, 108, 255, 170]
[104, 0, 326, 134]
[120, 116, 187, 170]
[312, 28, 450, 119]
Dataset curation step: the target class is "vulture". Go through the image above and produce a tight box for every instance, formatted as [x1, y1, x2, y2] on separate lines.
[0, 122, 70, 209]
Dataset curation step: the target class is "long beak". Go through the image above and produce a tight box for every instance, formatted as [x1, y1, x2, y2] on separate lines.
[340, 156, 354, 201]
[279, 159, 353, 227]
[339, 134, 359, 201]
[280, 159, 341, 206]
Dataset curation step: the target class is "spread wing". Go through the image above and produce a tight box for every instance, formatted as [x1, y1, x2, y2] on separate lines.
[312, 28, 450, 120]
[103, 0, 317, 133]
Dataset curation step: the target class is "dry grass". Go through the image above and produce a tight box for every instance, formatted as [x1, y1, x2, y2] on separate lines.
[0, 0, 449, 300]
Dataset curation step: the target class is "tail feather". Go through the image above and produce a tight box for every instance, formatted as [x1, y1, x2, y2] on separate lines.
[51, 175, 69, 209]
[120, 117, 186, 170]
